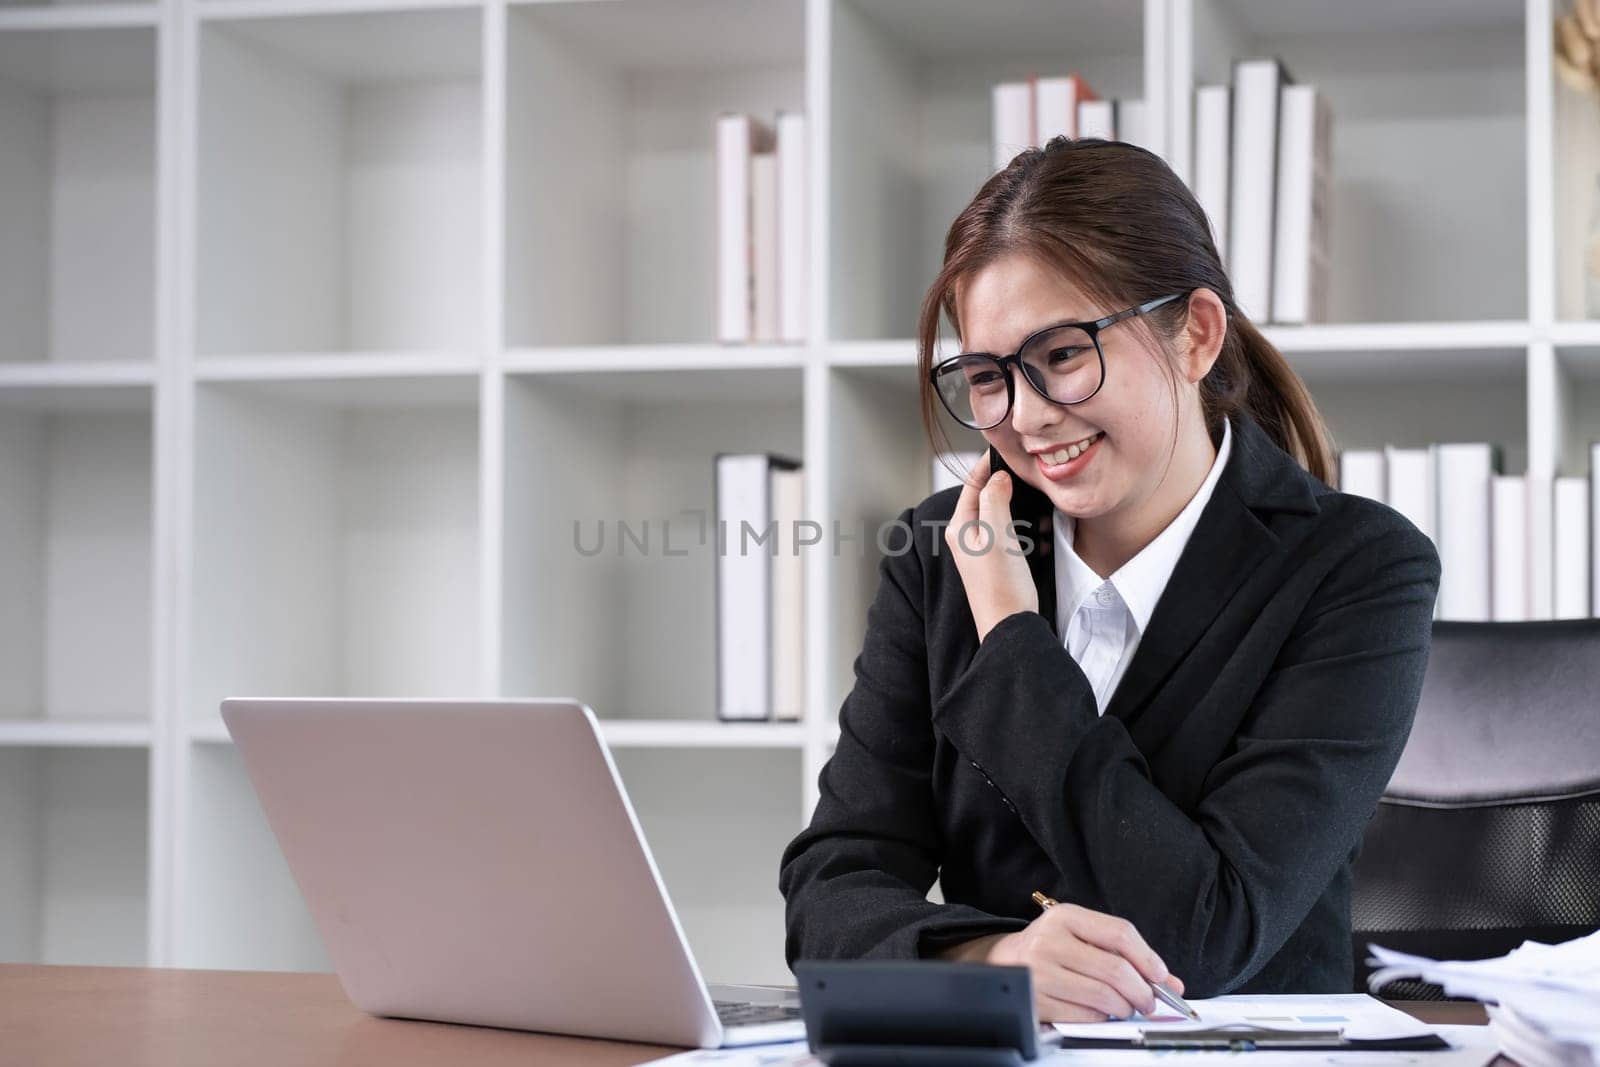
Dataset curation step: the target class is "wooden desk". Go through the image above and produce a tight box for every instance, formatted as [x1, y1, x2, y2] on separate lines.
[0, 964, 1502, 1067]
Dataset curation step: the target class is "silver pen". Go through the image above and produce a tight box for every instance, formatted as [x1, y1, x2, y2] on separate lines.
[1031, 891, 1201, 1022]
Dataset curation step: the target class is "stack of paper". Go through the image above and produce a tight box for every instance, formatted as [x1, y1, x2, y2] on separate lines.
[1367, 930, 1600, 1067]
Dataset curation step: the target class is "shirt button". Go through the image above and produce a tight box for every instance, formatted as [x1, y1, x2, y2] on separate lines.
[1096, 587, 1116, 606]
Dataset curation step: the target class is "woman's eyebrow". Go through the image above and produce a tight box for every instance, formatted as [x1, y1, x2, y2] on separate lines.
[960, 315, 1086, 355]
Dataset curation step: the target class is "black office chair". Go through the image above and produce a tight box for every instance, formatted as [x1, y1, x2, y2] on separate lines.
[1351, 618, 1600, 999]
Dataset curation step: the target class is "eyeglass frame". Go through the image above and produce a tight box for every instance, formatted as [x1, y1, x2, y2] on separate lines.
[929, 290, 1190, 430]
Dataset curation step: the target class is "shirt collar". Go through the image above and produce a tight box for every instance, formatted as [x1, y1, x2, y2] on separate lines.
[1054, 415, 1233, 636]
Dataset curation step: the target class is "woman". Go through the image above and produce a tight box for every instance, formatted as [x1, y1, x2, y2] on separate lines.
[777, 137, 1441, 1023]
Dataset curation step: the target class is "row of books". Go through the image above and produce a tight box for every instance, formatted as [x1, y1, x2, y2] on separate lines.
[1340, 442, 1600, 622]
[989, 60, 1331, 327]
[1195, 58, 1333, 326]
[990, 73, 1155, 169]
[715, 111, 807, 345]
[714, 452, 805, 721]
[935, 445, 1599, 623]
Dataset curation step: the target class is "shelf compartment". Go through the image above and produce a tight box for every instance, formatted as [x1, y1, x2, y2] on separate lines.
[822, 364, 981, 718]
[0, 384, 153, 725]
[0, 23, 157, 364]
[610, 746, 802, 985]
[0, 746, 149, 965]
[1555, 341, 1600, 475]
[827, 0, 1146, 342]
[194, 6, 484, 357]
[1188, 0, 1527, 323]
[178, 743, 328, 970]
[1307, 360, 1529, 474]
[501, 366, 803, 723]
[504, 0, 805, 347]
[188, 375, 480, 727]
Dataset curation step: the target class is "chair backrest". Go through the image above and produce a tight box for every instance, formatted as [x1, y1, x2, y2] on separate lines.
[1350, 618, 1600, 998]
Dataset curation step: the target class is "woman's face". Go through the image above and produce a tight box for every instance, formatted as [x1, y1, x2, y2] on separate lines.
[956, 254, 1188, 520]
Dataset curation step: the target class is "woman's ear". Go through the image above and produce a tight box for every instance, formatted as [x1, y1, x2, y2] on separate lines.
[1178, 288, 1228, 384]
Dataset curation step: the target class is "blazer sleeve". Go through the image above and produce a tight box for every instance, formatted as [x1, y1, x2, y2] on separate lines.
[778, 505, 1030, 966]
[931, 513, 1442, 997]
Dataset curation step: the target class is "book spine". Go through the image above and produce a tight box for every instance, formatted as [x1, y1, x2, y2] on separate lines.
[1553, 475, 1592, 619]
[716, 114, 752, 343]
[777, 111, 807, 344]
[1271, 85, 1330, 325]
[1337, 449, 1385, 501]
[993, 81, 1033, 170]
[751, 151, 779, 343]
[1435, 442, 1497, 622]
[771, 465, 805, 722]
[716, 453, 773, 719]
[1491, 474, 1528, 622]
[1230, 59, 1284, 322]
[1193, 85, 1231, 265]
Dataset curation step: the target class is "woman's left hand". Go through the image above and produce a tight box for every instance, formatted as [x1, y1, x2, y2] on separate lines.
[945, 449, 1040, 643]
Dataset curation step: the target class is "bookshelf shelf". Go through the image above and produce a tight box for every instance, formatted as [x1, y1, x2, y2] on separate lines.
[1185, 0, 1528, 323]
[598, 720, 807, 750]
[0, 720, 154, 747]
[194, 351, 482, 381]
[503, 0, 805, 348]
[826, 0, 1146, 343]
[501, 367, 804, 728]
[192, 6, 484, 357]
[0, 362, 158, 388]
[503, 343, 809, 376]
[2, 0, 1591, 989]
[0, 746, 149, 966]
[0, 22, 157, 365]
[0, 5, 158, 30]
[186, 376, 481, 734]
[0, 383, 154, 728]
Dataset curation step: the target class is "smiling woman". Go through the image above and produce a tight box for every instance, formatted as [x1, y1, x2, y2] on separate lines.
[777, 136, 1442, 1024]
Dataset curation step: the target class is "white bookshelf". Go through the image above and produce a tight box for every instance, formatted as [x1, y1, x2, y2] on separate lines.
[2, 0, 1595, 988]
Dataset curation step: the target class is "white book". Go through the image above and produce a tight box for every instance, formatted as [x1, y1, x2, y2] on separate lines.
[1078, 98, 1116, 140]
[1527, 473, 1554, 620]
[1271, 84, 1332, 325]
[1193, 84, 1231, 264]
[716, 453, 779, 719]
[1338, 450, 1385, 502]
[776, 110, 807, 344]
[1593, 442, 1600, 616]
[1435, 442, 1499, 622]
[1384, 446, 1438, 619]
[1491, 474, 1529, 622]
[1230, 58, 1290, 321]
[1383, 447, 1435, 545]
[932, 451, 983, 495]
[1117, 98, 1149, 151]
[1554, 475, 1591, 620]
[751, 151, 779, 343]
[1036, 75, 1095, 143]
[716, 113, 775, 343]
[770, 465, 805, 722]
[993, 80, 1034, 170]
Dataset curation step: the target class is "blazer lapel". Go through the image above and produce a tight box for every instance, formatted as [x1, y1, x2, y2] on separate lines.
[1102, 412, 1320, 729]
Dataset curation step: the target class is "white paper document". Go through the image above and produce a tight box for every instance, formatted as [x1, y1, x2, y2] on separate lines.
[631, 1041, 817, 1067]
[1052, 993, 1435, 1041]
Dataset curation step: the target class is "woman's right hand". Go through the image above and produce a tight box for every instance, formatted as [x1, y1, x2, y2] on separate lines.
[947, 903, 1185, 1023]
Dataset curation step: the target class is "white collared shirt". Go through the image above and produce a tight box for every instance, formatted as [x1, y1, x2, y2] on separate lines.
[1054, 416, 1233, 715]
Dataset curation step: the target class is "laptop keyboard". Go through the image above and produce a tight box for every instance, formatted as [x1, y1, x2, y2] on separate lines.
[713, 1000, 804, 1027]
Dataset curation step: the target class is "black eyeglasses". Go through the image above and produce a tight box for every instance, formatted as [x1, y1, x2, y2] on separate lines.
[930, 292, 1187, 430]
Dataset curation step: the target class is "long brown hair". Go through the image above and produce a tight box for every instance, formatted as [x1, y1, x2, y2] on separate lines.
[920, 136, 1335, 489]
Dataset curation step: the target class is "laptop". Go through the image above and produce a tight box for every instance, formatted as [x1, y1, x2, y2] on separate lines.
[220, 697, 806, 1049]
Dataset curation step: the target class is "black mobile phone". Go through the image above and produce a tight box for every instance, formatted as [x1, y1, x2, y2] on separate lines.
[987, 443, 1050, 525]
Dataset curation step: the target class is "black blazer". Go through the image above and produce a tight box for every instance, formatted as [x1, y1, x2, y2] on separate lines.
[777, 410, 1442, 996]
